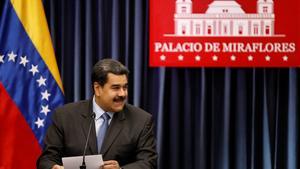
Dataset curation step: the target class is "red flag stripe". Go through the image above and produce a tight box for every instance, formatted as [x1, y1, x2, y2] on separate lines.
[0, 83, 41, 168]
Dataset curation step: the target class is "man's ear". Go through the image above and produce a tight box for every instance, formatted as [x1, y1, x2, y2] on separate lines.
[93, 82, 102, 96]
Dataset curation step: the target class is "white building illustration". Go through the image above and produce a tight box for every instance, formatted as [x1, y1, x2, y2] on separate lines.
[173, 0, 275, 37]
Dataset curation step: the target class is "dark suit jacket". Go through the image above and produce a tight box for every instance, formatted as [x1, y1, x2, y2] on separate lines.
[37, 100, 157, 169]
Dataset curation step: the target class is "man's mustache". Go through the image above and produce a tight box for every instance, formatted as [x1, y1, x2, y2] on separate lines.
[113, 96, 126, 102]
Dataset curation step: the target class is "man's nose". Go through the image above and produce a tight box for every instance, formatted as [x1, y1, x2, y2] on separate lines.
[118, 88, 127, 96]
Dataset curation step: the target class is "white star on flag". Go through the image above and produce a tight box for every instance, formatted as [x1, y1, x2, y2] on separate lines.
[178, 55, 184, 61]
[248, 55, 253, 61]
[212, 55, 218, 61]
[265, 56, 271, 61]
[35, 117, 45, 128]
[160, 55, 166, 61]
[29, 64, 39, 76]
[0, 55, 4, 63]
[37, 76, 47, 87]
[7, 51, 17, 62]
[283, 55, 288, 61]
[195, 55, 201, 61]
[230, 55, 236, 61]
[40, 105, 50, 116]
[19, 56, 29, 67]
[41, 90, 51, 101]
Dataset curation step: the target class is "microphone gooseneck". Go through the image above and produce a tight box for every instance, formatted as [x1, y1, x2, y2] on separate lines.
[80, 113, 96, 169]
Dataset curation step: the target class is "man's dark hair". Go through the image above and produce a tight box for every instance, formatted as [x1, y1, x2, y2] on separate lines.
[92, 59, 129, 86]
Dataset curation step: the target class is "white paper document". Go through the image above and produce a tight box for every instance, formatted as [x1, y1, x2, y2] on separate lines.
[62, 154, 103, 169]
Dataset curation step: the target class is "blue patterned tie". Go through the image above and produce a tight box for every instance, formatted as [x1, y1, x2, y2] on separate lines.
[97, 113, 110, 153]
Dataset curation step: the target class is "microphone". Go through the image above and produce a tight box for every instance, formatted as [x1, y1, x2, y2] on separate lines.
[80, 113, 96, 169]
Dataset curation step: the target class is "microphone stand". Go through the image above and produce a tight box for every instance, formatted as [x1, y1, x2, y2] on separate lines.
[80, 113, 96, 169]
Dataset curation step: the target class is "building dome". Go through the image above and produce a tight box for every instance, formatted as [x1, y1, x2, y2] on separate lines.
[205, 0, 245, 14]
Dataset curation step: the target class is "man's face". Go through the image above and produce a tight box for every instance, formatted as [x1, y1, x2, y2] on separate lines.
[94, 73, 128, 112]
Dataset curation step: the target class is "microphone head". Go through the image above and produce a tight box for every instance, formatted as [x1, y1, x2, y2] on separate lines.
[91, 113, 96, 119]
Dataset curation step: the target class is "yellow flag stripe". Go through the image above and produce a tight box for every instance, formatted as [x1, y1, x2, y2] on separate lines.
[10, 0, 64, 93]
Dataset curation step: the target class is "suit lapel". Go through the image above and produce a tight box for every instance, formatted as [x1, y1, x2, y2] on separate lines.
[81, 100, 98, 155]
[101, 109, 126, 155]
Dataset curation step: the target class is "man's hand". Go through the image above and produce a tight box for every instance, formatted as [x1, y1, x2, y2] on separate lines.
[52, 164, 64, 169]
[102, 160, 120, 169]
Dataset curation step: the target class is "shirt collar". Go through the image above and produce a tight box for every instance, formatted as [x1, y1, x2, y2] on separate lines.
[92, 95, 114, 120]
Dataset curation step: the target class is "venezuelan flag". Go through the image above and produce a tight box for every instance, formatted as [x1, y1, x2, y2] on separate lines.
[0, 0, 64, 168]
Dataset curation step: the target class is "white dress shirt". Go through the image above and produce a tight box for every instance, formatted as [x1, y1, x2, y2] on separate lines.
[92, 96, 114, 138]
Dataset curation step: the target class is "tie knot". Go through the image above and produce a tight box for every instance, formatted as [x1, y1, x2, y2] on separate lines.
[101, 113, 110, 121]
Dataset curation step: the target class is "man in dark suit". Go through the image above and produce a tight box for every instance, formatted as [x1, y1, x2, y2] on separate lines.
[37, 59, 157, 169]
